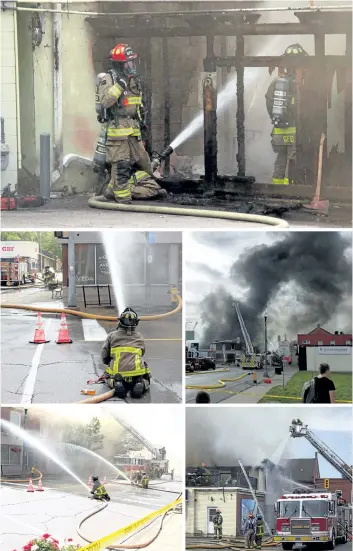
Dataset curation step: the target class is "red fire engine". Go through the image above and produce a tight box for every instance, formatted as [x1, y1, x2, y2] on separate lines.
[274, 490, 351, 549]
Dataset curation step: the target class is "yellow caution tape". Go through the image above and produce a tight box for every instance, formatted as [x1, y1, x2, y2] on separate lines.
[185, 372, 249, 390]
[79, 496, 182, 551]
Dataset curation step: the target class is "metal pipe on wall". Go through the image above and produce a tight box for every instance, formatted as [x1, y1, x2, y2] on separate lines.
[13, 9, 22, 170]
[53, 4, 63, 173]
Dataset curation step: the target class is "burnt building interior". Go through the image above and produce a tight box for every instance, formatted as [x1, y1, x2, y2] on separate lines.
[87, 2, 352, 204]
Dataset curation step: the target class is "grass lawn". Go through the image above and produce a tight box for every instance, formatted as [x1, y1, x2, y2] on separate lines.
[258, 371, 352, 403]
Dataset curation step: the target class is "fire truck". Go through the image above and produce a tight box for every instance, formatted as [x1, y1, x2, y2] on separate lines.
[274, 490, 350, 549]
[274, 419, 352, 549]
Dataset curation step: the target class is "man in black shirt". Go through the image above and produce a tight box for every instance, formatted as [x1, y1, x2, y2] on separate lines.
[315, 363, 336, 403]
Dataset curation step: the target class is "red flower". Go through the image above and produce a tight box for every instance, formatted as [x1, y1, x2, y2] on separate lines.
[22, 546, 31, 551]
[68, 539, 73, 542]
[42, 534, 51, 539]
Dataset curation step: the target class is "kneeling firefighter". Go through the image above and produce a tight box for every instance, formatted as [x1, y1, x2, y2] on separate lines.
[101, 307, 151, 399]
[265, 43, 308, 185]
[94, 43, 166, 203]
[90, 476, 111, 501]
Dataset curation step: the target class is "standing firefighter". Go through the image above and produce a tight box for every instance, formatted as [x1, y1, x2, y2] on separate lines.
[265, 43, 308, 185]
[96, 44, 166, 202]
[101, 307, 151, 399]
[244, 513, 256, 549]
[141, 472, 149, 489]
[212, 509, 223, 541]
[255, 514, 264, 549]
[90, 476, 110, 501]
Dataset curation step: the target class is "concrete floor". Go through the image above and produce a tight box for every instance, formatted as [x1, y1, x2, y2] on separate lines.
[185, 365, 296, 404]
[1, 196, 351, 228]
[1, 478, 182, 551]
[1, 304, 182, 404]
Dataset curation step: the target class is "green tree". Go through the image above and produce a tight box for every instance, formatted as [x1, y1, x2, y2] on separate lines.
[63, 417, 104, 452]
[1, 232, 61, 259]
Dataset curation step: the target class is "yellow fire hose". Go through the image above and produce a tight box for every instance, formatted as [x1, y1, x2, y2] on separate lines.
[185, 372, 249, 390]
[88, 197, 290, 227]
[1, 467, 42, 483]
[0, 294, 182, 321]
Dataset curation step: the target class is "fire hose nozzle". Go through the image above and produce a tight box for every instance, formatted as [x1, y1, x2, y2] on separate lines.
[151, 145, 174, 171]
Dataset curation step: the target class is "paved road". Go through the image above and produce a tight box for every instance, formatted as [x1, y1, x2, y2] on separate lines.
[1, 477, 181, 551]
[2, 196, 350, 228]
[185, 367, 258, 403]
[1, 307, 182, 403]
[185, 538, 352, 551]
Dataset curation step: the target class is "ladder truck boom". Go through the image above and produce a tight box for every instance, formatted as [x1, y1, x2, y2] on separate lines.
[234, 302, 254, 354]
[113, 415, 159, 459]
[290, 419, 352, 482]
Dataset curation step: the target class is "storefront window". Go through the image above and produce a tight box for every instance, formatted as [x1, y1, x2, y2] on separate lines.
[1, 444, 9, 464]
[75, 244, 96, 285]
[96, 244, 110, 285]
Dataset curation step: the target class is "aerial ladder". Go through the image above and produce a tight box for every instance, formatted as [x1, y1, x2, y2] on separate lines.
[113, 415, 166, 461]
[234, 302, 257, 369]
[290, 419, 352, 483]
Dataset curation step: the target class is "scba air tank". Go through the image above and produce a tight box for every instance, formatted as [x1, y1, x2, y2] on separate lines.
[271, 77, 293, 127]
[95, 73, 107, 122]
[92, 126, 107, 173]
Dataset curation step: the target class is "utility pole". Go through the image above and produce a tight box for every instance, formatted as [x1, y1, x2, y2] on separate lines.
[68, 232, 77, 307]
[23, 408, 28, 472]
[263, 313, 269, 377]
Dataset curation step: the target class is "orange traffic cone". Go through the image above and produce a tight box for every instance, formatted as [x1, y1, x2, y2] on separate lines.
[29, 313, 50, 344]
[56, 313, 72, 344]
[27, 477, 35, 492]
[103, 476, 107, 484]
[88, 476, 92, 488]
[36, 478, 44, 492]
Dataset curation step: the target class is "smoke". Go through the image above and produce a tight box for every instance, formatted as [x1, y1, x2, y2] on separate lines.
[185, 406, 352, 467]
[200, 232, 352, 344]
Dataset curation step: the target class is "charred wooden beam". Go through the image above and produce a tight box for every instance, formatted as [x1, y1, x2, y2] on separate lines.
[86, 20, 352, 39]
[236, 34, 246, 177]
[162, 37, 170, 176]
[203, 36, 218, 184]
[206, 55, 348, 69]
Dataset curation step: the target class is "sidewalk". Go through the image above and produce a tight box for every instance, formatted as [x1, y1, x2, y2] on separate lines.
[221, 366, 298, 403]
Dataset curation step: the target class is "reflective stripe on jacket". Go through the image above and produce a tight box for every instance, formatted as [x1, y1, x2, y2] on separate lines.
[98, 72, 143, 140]
[128, 171, 150, 186]
[101, 327, 148, 377]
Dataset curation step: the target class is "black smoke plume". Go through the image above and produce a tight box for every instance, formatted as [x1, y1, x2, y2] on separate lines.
[200, 232, 352, 344]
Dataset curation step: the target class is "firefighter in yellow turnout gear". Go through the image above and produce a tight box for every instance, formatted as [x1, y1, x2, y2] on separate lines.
[98, 44, 153, 203]
[101, 307, 151, 399]
[141, 472, 149, 489]
[129, 170, 167, 200]
[90, 476, 110, 501]
[265, 43, 308, 185]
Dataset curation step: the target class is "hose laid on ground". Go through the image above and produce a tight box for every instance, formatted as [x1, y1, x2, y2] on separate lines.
[185, 372, 250, 390]
[1, 295, 182, 321]
[1, 468, 42, 483]
[77, 492, 181, 549]
[75, 389, 115, 404]
[88, 197, 290, 227]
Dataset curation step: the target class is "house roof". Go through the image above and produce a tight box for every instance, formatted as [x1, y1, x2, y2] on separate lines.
[283, 459, 316, 482]
[307, 327, 333, 336]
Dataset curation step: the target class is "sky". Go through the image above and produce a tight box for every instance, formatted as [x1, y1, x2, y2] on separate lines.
[185, 406, 352, 479]
[184, 231, 352, 343]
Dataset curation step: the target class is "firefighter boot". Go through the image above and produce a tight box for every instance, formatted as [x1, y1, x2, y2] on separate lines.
[113, 375, 128, 399]
[131, 376, 146, 399]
